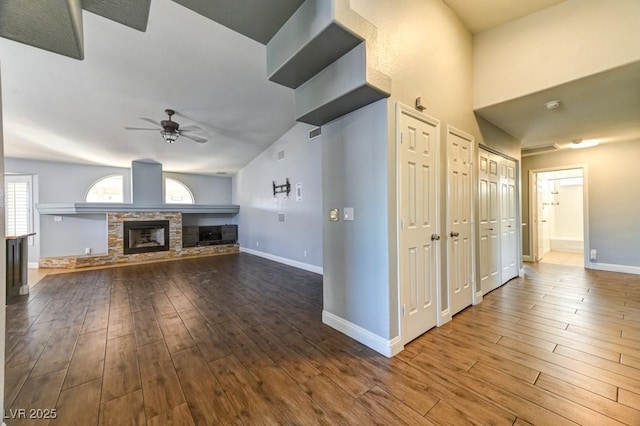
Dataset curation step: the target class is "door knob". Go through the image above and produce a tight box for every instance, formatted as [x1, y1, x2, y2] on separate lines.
[450, 232, 459, 237]
[431, 234, 440, 241]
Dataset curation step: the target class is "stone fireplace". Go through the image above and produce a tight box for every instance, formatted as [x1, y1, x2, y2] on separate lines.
[123, 220, 170, 254]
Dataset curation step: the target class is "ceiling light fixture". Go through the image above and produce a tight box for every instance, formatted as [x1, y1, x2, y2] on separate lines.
[160, 130, 179, 144]
[570, 139, 600, 149]
[544, 99, 561, 110]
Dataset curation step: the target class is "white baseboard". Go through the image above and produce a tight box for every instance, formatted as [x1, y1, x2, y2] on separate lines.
[322, 310, 403, 358]
[522, 255, 533, 262]
[28, 262, 39, 269]
[586, 261, 640, 276]
[550, 239, 584, 253]
[240, 247, 323, 275]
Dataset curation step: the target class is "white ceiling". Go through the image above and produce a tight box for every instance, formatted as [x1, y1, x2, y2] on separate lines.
[443, 0, 567, 34]
[476, 62, 640, 150]
[0, 0, 297, 174]
[0, 0, 636, 173]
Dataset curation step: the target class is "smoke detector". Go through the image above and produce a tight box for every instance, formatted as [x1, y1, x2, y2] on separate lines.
[544, 100, 561, 110]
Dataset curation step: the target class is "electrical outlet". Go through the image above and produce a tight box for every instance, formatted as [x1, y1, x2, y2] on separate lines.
[256, 241, 259, 247]
[303, 250, 307, 257]
[85, 247, 92, 255]
[590, 249, 597, 261]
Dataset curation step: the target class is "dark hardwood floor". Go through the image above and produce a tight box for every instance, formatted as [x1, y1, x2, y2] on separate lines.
[4, 254, 640, 425]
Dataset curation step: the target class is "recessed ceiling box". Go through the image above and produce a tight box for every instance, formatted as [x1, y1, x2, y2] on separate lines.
[0, 0, 85, 59]
[521, 143, 560, 157]
[83, 0, 152, 32]
[171, 0, 304, 44]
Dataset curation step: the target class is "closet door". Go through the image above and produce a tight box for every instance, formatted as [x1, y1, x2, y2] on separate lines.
[500, 158, 518, 283]
[478, 149, 500, 294]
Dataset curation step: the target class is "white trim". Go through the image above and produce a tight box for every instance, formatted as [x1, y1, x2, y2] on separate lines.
[322, 310, 403, 358]
[473, 290, 483, 305]
[240, 247, 323, 275]
[522, 255, 533, 262]
[28, 262, 39, 269]
[440, 308, 452, 326]
[586, 262, 640, 276]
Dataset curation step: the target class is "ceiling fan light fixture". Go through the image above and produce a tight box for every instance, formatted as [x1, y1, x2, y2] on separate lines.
[161, 130, 179, 144]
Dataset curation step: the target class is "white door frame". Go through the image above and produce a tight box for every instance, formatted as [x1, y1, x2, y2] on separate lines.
[395, 103, 442, 341]
[528, 164, 589, 266]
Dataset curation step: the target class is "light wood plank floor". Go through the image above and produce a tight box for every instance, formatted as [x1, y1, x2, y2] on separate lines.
[5, 254, 640, 425]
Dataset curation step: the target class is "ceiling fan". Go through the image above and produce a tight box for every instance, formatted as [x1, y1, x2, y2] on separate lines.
[125, 109, 208, 144]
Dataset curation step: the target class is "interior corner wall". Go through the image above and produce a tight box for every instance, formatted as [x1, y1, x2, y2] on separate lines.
[321, 99, 390, 340]
[521, 139, 640, 268]
[473, 0, 640, 108]
[232, 123, 323, 271]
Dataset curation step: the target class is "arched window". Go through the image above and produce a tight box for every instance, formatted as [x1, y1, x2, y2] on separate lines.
[85, 175, 124, 202]
[165, 178, 194, 204]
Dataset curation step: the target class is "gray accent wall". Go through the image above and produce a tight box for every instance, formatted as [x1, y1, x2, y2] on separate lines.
[522, 139, 640, 267]
[322, 100, 391, 339]
[232, 123, 322, 269]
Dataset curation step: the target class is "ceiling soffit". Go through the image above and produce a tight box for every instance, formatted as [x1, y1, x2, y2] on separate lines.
[0, 0, 85, 59]
[83, 0, 152, 32]
[170, 0, 305, 44]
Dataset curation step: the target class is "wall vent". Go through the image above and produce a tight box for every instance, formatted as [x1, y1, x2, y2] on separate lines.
[278, 212, 286, 222]
[308, 127, 322, 140]
[277, 150, 285, 160]
[521, 143, 560, 157]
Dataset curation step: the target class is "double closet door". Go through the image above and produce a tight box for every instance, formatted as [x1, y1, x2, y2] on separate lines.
[478, 148, 518, 295]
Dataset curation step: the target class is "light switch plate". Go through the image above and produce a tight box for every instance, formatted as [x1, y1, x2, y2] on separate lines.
[344, 207, 354, 221]
[329, 208, 339, 222]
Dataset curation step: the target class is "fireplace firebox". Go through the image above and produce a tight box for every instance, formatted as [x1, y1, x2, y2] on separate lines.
[123, 220, 170, 254]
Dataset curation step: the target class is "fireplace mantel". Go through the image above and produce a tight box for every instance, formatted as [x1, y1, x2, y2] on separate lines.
[36, 203, 239, 215]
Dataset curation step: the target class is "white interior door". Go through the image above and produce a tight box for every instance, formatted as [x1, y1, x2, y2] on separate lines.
[500, 159, 518, 283]
[447, 128, 473, 316]
[478, 149, 500, 294]
[398, 107, 439, 344]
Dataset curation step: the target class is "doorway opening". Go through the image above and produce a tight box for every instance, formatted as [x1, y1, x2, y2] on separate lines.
[531, 167, 587, 267]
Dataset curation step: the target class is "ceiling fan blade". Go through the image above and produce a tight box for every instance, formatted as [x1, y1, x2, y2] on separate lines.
[178, 125, 202, 132]
[180, 133, 208, 144]
[139, 117, 162, 127]
[124, 126, 160, 131]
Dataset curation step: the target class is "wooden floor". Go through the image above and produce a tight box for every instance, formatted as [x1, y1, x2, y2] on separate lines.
[5, 254, 640, 425]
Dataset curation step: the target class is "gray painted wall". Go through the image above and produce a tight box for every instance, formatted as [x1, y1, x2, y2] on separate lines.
[4, 158, 234, 261]
[322, 100, 391, 339]
[164, 171, 232, 205]
[522, 139, 640, 267]
[232, 122, 323, 269]
[5, 158, 131, 261]
[131, 160, 162, 205]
